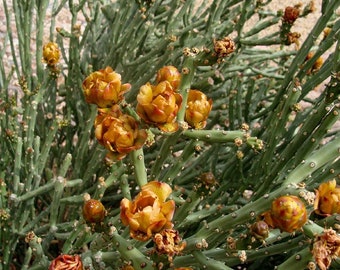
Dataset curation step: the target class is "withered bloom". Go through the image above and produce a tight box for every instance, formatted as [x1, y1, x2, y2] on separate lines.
[185, 90, 212, 129]
[156, 66, 181, 91]
[283, 6, 300, 24]
[136, 81, 182, 132]
[82, 67, 131, 108]
[312, 229, 340, 270]
[285, 32, 301, 46]
[314, 179, 340, 216]
[153, 229, 186, 262]
[213, 36, 235, 59]
[49, 254, 83, 270]
[94, 105, 147, 160]
[262, 195, 307, 233]
[43, 42, 61, 67]
[120, 181, 175, 241]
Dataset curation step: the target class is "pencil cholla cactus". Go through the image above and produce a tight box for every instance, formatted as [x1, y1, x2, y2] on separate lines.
[0, 0, 340, 270]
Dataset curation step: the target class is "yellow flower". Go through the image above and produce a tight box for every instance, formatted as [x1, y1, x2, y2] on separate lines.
[82, 67, 131, 108]
[262, 195, 307, 233]
[94, 105, 147, 160]
[136, 81, 182, 132]
[314, 179, 340, 216]
[43, 42, 61, 67]
[305, 51, 323, 74]
[156, 66, 181, 91]
[120, 181, 175, 241]
[185, 90, 212, 129]
[49, 254, 83, 270]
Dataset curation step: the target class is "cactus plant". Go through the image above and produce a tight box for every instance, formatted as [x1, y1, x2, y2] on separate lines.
[0, 0, 340, 269]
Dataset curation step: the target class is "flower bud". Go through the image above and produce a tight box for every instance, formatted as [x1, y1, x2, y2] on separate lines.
[250, 220, 269, 240]
[283, 6, 300, 24]
[200, 172, 217, 186]
[94, 105, 147, 160]
[49, 254, 83, 270]
[43, 42, 61, 67]
[185, 90, 212, 129]
[82, 67, 131, 108]
[314, 179, 340, 216]
[136, 81, 182, 132]
[263, 195, 307, 233]
[83, 199, 106, 223]
[120, 181, 175, 241]
[156, 66, 181, 90]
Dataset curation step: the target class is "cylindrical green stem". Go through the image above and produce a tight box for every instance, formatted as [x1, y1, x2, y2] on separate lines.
[177, 56, 196, 123]
[111, 229, 154, 270]
[130, 148, 148, 187]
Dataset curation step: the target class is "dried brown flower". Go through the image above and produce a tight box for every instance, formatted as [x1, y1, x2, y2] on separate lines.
[312, 229, 340, 270]
[213, 37, 235, 59]
[49, 254, 83, 270]
[153, 229, 186, 262]
[283, 6, 300, 24]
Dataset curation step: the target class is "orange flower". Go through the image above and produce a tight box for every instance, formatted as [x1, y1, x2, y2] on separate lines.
[262, 195, 307, 233]
[156, 66, 181, 90]
[136, 81, 182, 132]
[314, 179, 340, 216]
[120, 181, 175, 241]
[185, 90, 212, 129]
[94, 105, 147, 160]
[43, 42, 61, 67]
[82, 67, 131, 108]
[82, 199, 106, 223]
[49, 254, 83, 270]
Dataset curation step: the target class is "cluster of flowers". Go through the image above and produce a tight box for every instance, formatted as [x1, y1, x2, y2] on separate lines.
[82, 66, 145, 161]
[253, 179, 340, 270]
[81, 65, 212, 160]
[82, 182, 181, 251]
[259, 179, 340, 235]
